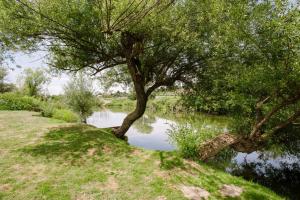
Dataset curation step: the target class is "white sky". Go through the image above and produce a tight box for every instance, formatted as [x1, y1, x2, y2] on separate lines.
[5, 51, 123, 95]
[6, 51, 70, 95]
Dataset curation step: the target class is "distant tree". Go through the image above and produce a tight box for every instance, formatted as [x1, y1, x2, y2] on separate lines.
[0, 66, 15, 93]
[19, 68, 49, 96]
[64, 73, 96, 123]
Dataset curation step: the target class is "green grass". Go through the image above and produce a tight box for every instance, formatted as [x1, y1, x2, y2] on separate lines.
[0, 111, 282, 199]
[52, 109, 80, 122]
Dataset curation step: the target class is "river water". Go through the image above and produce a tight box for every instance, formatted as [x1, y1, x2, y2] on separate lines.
[87, 108, 300, 199]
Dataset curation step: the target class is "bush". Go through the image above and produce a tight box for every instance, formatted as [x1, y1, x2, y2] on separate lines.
[148, 97, 183, 113]
[52, 109, 80, 122]
[40, 98, 69, 118]
[107, 98, 135, 108]
[169, 123, 222, 159]
[40, 102, 55, 117]
[0, 92, 41, 111]
[95, 97, 105, 108]
[168, 124, 201, 158]
[64, 74, 96, 122]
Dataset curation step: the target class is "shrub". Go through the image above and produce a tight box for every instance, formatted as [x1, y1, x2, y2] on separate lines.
[52, 109, 80, 122]
[95, 97, 105, 108]
[168, 124, 201, 159]
[64, 74, 96, 122]
[169, 123, 222, 159]
[40, 102, 55, 117]
[107, 98, 135, 108]
[0, 92, 41, 111]
[148, 97, 183, 113]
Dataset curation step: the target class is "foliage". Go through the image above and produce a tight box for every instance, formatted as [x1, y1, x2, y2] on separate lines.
[52, 109, 80, 122]
[18, 68, 49, 96]
[40, 101, 55, 117]
[0, 66, 15, 93]
[168, 124, 201, 159]
[148, 97, 183, 113]
[107, 98, 135, 108]
[0, 92, 41, 111]
[0, 66, 7, 83]
[98, 65, 132, 94]
[184, 0, 300, 139]
[40, 99, 81, 122]
[107, 96, 184, 113]
[95, 96, 105, 108]
[64, 74, 96, 122]
[169, 121, 226, 159]
[0, 91, 79, 123]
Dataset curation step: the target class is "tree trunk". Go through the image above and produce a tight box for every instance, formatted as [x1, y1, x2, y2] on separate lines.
[113, 88, 148, 138]
[197, 133, 265, 161]
[197, 133, 239, 160]
[113, 31, 148, 138]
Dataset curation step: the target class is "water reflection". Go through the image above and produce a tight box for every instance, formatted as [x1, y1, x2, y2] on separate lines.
[87, 109, 176, 151]
[87, 109, 228, 151]
[227, 152, 300, 199]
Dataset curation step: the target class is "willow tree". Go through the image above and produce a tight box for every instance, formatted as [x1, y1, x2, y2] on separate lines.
[0, 0, 207, 137]
[189, 0, 300, 159]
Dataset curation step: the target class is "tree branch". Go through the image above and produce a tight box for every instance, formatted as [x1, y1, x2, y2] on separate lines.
[262, 109, 300, 139]
[250, 93, 300, 137]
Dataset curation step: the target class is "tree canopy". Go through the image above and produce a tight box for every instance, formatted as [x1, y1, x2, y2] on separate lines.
[0, 0, 209, 137]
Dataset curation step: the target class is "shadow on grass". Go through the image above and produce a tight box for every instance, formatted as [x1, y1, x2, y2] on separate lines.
[22, 125, 131, 162]
[159, 151, 185, 170]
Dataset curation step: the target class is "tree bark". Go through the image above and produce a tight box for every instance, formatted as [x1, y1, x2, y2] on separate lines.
[197, 133, 266, 161]
[197, 133, 239, 160]
[113, 31, 148, 138]
[113, 83, 148, 138]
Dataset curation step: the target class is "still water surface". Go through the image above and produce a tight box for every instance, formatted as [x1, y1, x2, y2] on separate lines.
[87, 109, 177, 150]
[87, 108, 300, 199]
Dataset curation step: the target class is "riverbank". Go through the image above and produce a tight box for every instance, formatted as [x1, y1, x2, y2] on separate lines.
[0, 111, 282, 199]
[105, 96, 185, 113]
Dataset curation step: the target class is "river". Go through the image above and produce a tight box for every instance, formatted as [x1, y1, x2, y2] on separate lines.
[87, 108, 300, 199]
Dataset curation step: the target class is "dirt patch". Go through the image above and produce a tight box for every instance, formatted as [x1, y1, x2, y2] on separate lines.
[87, 148, 97, 156]
[0, 149, 9, 156]
[179, 185, 210, 200]
[131, 149, 143, 156]
[155, 196, 167, 200]
[11, 163, 48, 182]
[102, 145, 112, 154]
[154, 170, 170, 179]
[31, 164, 47, 175]
[131, 149, 151, 160]
[184, 160, 204, 173]
[104, 176, 119, 191]
[82, 177, 119, 192]
[219, 184, 243, 197]
[0, 184, 12, 192]
[74, 193, 95, 200]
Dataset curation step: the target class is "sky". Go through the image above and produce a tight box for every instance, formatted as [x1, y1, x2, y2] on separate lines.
[5, 51, 124, 95]
[6, 51, 70, 95]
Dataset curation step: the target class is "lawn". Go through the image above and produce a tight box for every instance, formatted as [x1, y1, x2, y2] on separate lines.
[0, 111, 282, 200]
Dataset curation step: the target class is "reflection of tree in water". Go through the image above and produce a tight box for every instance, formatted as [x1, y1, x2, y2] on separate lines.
[228, 153, 300, 200]
[133, 114, 156, 134]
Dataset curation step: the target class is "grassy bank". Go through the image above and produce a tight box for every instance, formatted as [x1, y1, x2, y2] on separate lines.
[0, 111, 282, 199]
